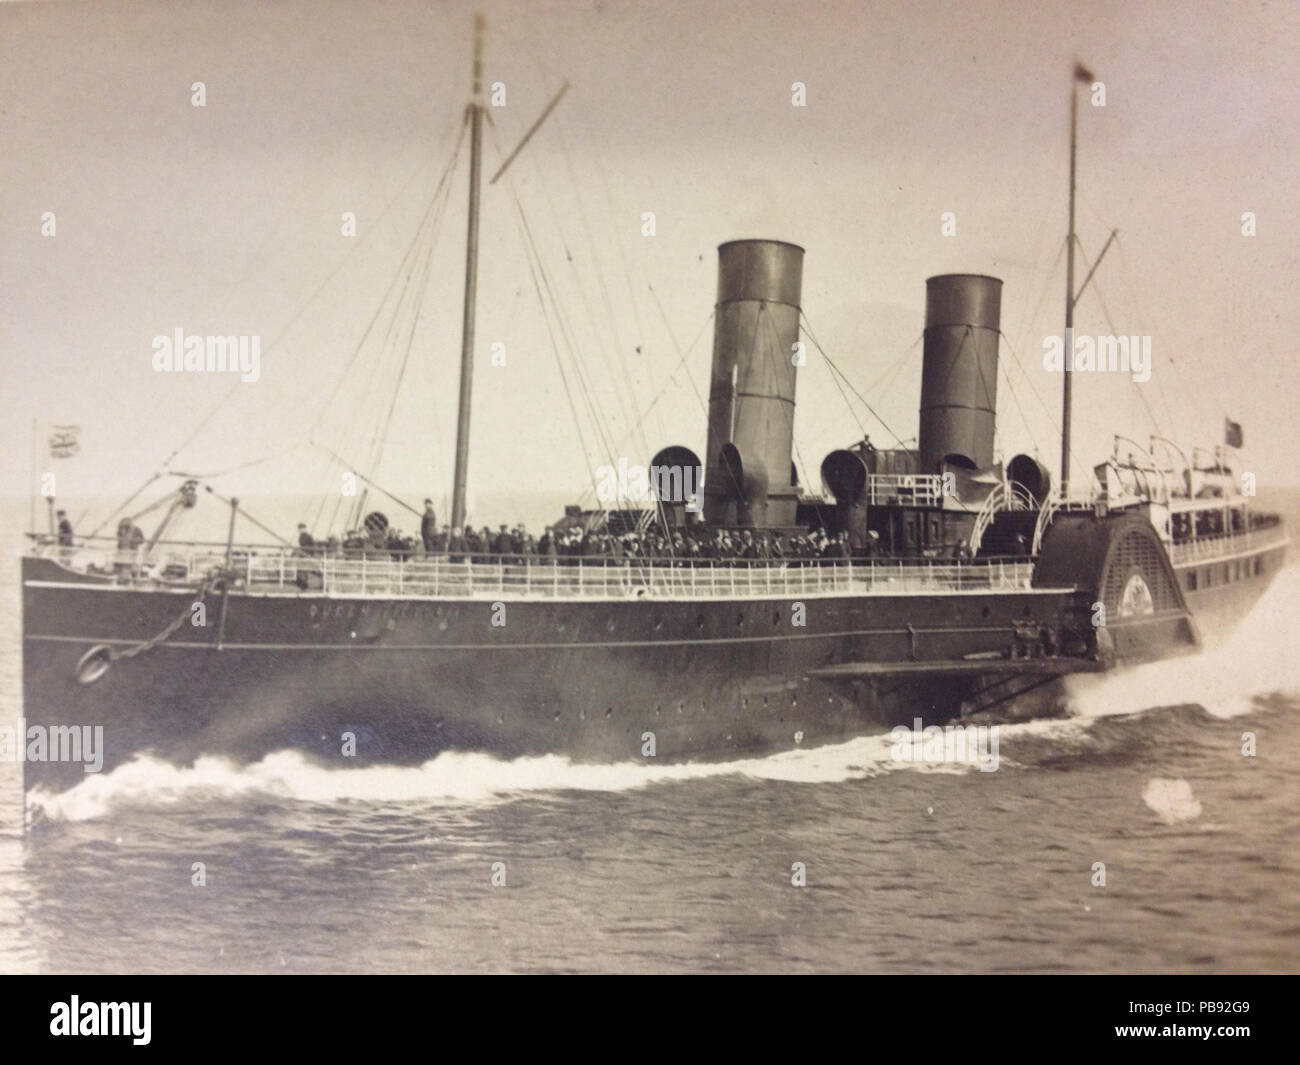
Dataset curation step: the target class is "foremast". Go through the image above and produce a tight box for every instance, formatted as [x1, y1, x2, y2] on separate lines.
[450, 13, 486, 533]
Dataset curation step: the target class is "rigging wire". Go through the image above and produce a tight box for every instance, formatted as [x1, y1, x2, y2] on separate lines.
[488, 22, 661, 441]
[308, 117, 467, 533]
[200, 486, 292, 546]
[800, 312, 911, 451]
[1088, 274, 1164, 439]
[85, 473, 164, 539]
[645, 286, 711, 418]
[362, 149, 459, 499]
[158, 109, 468, 478]
[487, 115, 649, 482]
[495, 166, 608, 513]
[995, 341, 1039, 457]
[309, 443, 424, 519]
[553, 117, 649, 447]
[867, 333, 923, 404]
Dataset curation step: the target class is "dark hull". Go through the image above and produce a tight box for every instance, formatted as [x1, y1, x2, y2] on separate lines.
[20, 512, 1279, 795]
[21, 567, 1081, 792]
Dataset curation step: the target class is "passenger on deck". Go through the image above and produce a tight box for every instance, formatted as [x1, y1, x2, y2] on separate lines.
[57, 510, 73, 547]
[491, 524, 511, 559]
[467, 526, 485, 561]
[448, 527, 467, 562]
[421, 500, 437, 552]
[298, 523, 315, 552]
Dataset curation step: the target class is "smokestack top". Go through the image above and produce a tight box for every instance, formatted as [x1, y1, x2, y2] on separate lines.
[924, 274, 1002, 330]
[716, 239, 805, 308]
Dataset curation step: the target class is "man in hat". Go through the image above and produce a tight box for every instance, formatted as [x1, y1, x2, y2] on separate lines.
[297, 523, 315, 552]
[421, 499, 437, 553]
[492, 524, 511, 559]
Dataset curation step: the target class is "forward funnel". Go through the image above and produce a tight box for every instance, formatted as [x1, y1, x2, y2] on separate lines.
[702, 239, 804, 527]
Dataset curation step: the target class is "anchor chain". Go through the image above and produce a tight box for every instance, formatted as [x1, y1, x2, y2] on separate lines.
[75, 570, 229, 684]
[119, 574, 222, 661]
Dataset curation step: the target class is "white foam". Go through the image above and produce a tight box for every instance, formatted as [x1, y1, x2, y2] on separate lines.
[1063, 562, 1300, 721]
[1142, 777, 1203, 824]
[30, 727, 982, 822]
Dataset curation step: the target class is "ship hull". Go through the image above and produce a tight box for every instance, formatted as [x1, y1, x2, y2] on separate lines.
[21, 560, 1095, 793]
[21, 512, 1279, 796]
[1176, 545, 1289, 647]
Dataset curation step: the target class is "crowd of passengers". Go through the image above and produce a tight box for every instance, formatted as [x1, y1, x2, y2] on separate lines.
[295, 520, 901, 565]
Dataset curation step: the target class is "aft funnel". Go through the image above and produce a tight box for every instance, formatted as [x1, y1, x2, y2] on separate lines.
[918, 274, 1001, 474]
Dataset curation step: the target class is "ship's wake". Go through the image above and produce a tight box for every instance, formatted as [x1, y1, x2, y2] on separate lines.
[1060, 561, 1300, 722]
[28, 565, 1298, 824]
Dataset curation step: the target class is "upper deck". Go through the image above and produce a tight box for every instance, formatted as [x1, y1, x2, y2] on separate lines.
[26, 538, 1044, 601]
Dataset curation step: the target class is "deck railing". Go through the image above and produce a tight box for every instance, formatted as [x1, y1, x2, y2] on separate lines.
[29, 538, 1040, 600]
[864, 473, 946, 507]
[1168, 523, 1289, 566]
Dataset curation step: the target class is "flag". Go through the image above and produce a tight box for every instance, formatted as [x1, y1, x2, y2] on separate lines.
[1074, 61, 1095, 83]
[1224, 418, 1243, 449]
[47, 424, 80, 459]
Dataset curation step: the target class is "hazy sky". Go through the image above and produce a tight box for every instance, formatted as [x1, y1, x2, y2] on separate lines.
[3, 0, 1297, 536]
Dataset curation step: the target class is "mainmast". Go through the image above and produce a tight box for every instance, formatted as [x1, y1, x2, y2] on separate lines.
[1060, 65, 1085, 494]
[450, 13, 485, 532]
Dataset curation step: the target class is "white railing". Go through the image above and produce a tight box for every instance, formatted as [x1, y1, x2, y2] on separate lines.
[968, 481, 1037, 555]
[1168, 524, 1288, 566]
[30, 540, 1040, 600]
[1031, 485, 1104, 555]
[865, 473, 946, 507]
